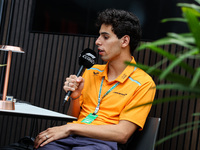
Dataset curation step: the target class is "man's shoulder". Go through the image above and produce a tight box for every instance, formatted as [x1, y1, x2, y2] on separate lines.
[130, 67, 155, 85]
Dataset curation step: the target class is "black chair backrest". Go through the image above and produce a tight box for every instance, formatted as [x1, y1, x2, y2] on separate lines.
[125, 117, 161, 150]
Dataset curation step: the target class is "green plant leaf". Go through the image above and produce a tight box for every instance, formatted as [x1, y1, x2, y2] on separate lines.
[172, 120, 200, 132]
[145, 58, 168, 74]
[131, 1, 200, 147]
[190, 67, 200, 87]
[138, 37, 193, 51]
[141, 48, 196, 77]
[188, 54, 200, 59]
[156, 84, 200, 94]
[167, 33, 195, 44]
[125, 62, 194, 86]
[183, 7, 200, 50]
[178, 3, 200, 12]
[193, 113, 200, 116]
[127, 95, 198, 110]
[161, 18, 187, 23]
[196, 0, 200, 5]
[155, 125, 200, 146]
[137, 40, 195, 75]
[159, 48, 199, 79]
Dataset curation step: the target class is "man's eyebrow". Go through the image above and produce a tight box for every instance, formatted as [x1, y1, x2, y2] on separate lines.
[100, 32, 110, 35]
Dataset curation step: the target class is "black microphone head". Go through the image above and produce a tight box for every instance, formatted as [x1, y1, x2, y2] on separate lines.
[79, 48, 97, 68]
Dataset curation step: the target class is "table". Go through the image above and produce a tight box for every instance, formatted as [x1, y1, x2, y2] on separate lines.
[0, 102, 77, 122]
[0, 102, 77, 148]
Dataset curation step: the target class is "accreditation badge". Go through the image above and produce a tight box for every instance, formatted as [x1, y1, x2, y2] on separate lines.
[81, 113, 98, 124]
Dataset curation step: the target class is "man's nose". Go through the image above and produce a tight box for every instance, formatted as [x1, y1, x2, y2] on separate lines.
[95, 36, 101, 46]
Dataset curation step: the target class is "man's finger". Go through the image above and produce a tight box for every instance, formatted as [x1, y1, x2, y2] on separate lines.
[40, 136, 54, 147]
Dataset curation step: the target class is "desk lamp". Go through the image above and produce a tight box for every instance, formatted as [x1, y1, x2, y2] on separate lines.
[0, 45, 24, 110]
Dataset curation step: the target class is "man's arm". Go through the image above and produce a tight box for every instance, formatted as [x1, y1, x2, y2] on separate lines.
[63, 75, 84, 117]
[66, 98, 81, 117]
[68, 120, 138, 144]
[34, 119, 138, 148]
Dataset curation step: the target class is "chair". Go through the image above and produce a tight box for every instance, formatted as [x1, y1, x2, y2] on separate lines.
[125, 117, 161, 150]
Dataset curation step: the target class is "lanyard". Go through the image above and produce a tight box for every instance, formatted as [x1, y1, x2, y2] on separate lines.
[93, 77, 120, 115]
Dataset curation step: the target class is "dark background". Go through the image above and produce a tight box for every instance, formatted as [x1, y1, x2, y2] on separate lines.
[30, 0, 191, 40]
[0, 0, 199, 150]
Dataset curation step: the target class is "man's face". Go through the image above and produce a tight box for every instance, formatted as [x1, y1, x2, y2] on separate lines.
[95, 24, 122, 62]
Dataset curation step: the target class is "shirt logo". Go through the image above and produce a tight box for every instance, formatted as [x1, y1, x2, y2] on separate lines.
[113, 92, 127, 96]
[93, 72, 99, 76]
[121, 74, 127, 79]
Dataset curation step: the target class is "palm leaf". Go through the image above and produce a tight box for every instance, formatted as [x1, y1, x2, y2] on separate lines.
[128, 95, 198, 110]
[137, 41, 195, 74]
[172, 120, 200, 132]
[138, 37, 193, 50]
[128, 1, 200, 147]
[161, 18, 187, 23]
[183, 7, 200, 50]
[190, 67, 200, 87]
[156, 84, 200, 93]
[125, 62, 194, 86]
[167, 33, 195, 44]
[155, 125, 200, 146]
[196, 0, 200, 4]
[145, 58, 168, 74]
[193, 113, 200, 116]
[177, 3, 200, 12]
[159, 48, 199, 79]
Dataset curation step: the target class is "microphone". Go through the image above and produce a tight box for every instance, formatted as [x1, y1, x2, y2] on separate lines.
[63, 48, 97, 106]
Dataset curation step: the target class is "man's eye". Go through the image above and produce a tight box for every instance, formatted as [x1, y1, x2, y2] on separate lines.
[104, 36, 109, 39]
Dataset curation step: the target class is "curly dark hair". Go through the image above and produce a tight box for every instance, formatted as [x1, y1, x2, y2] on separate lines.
[96, 9, 142, 54]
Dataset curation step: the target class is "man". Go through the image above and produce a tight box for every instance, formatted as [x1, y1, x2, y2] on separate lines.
[34, 9, 156, 150]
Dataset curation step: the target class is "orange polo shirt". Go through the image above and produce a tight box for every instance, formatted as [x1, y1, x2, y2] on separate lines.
[72, 57, 156, 129]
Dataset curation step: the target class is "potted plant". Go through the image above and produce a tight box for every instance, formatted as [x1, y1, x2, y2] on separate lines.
[127, 0, 200, 146]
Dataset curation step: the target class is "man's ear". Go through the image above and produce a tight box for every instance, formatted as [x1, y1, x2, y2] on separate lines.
[121, 35, 130, 48]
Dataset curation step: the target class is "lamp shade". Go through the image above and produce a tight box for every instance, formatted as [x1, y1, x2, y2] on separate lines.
[0, 45, 24, 53]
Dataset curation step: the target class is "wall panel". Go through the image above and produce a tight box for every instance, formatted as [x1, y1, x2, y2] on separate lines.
[0, 0, 199, 149]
